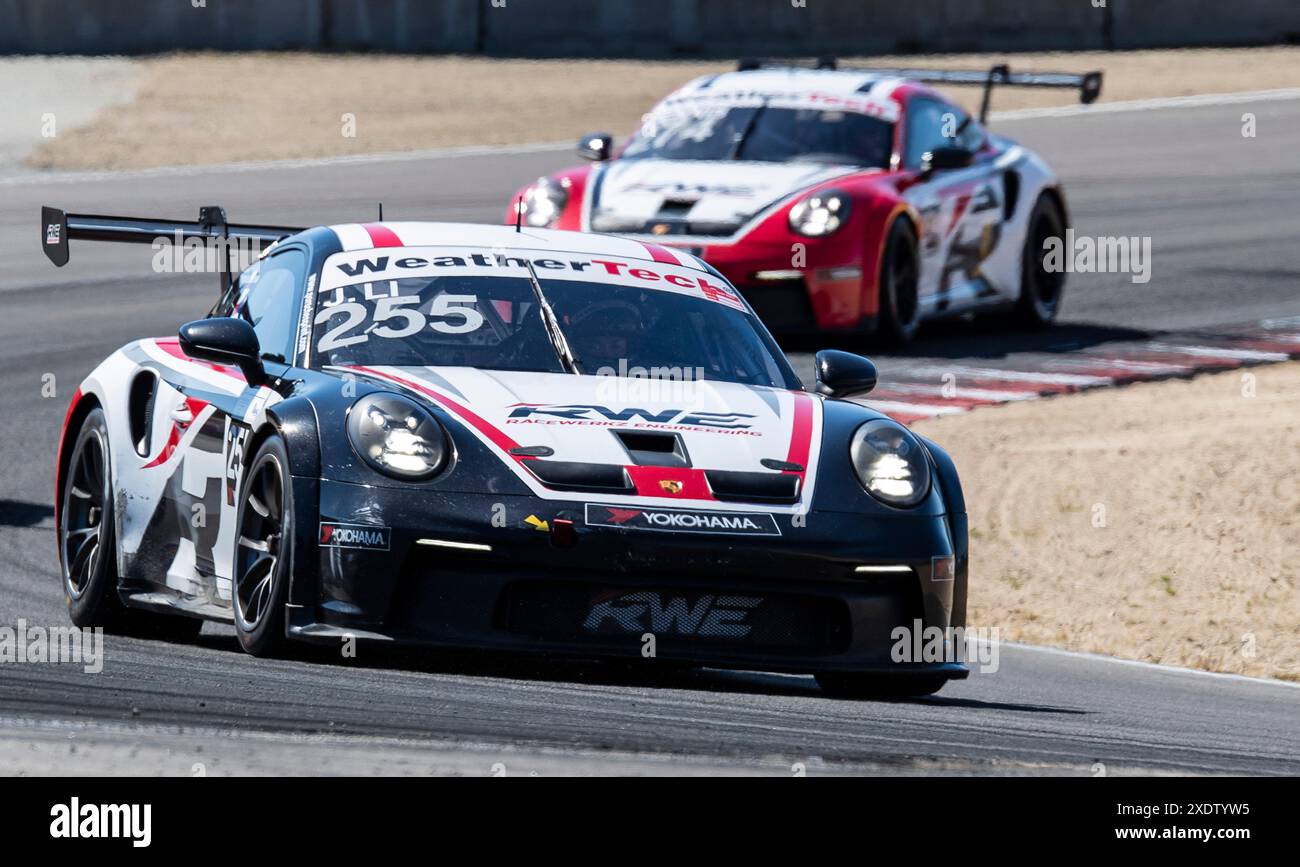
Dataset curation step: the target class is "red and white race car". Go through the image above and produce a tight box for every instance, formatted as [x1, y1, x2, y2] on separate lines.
[507, 60, 1101, 343]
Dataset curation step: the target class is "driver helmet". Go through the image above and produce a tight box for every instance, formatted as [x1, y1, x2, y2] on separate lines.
[569, 300, 644, 370]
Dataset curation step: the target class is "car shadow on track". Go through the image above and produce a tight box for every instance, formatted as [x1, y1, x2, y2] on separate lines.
[0, 499, 55, 528]
[779, 320, 1153, 361]
[191, 629, 1086, 715]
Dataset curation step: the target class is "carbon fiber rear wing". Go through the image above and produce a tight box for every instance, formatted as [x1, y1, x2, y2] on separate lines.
[41, 205, 305, 291]
[736, 59, 1103, 123]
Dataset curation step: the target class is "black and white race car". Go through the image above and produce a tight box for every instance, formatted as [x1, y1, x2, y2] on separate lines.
[46, 206, 969, 697]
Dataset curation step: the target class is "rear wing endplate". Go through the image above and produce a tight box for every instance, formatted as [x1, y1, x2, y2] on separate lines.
[41, 205, 304, 291]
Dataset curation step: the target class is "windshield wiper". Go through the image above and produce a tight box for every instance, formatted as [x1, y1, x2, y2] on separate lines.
[522, 259, 583, 374]
[729, 99, 768, 161]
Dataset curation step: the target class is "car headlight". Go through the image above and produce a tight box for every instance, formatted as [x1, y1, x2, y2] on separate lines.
[850, 419, 931, 508]
[347, 393, 447, 480]
[519, 177, 569, 228]
[788, 188, 850, 237]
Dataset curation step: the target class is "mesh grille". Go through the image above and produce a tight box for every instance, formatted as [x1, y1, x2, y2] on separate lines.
[503, 581, 850, 656]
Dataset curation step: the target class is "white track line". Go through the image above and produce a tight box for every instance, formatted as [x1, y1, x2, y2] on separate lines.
[858, 399, 967, 417]
[1002, 642, 1300, 691]
[992, 87, 1300, 121]
[905, 365, 1113, 387]
[870, 382, 1038, 402]
[1067, 358, 1193, 374]
[0, 139, 573, 187]
[1146, 343, 1290, 362]
[1247, 331, 1300, 344]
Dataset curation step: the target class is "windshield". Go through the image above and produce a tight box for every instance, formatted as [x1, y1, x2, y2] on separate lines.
[310, 274, 797, 389]
[623, 103, 894, 167]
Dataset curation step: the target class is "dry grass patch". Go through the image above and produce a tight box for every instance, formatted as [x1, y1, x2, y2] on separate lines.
[28, 46, 1300, 170]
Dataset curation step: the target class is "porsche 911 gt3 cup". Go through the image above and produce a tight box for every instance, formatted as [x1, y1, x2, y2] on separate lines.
[509, 59, 1101, 342]
[45, 206, 969, 696]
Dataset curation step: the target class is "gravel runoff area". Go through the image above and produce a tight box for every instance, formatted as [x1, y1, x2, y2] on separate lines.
[913, 361, 1300, 682]
[0, 56, 142, 173]
[20, 46, 1300, 170]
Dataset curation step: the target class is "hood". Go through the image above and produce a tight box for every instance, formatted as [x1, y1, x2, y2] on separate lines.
[588, 158, 858, 237]
[353, 365, 824, 512]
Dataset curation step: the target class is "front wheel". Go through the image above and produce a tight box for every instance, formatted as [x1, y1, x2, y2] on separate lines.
[232, 436, 294, 657]
[815, 672, 948, 699]
[1015, 193, 1067, 327]
[876, 218, 923, 345]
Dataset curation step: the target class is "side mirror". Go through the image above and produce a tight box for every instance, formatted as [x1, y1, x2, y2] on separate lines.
[578, 132, 613, 162]
[814, 349, 877, 398]
[921, 146, 974, 175]
[179, 317, 265, 386]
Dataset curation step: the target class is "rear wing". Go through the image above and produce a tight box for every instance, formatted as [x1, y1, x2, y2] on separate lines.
[41, 205, 305, 291]
[736, 59, 1103, 123]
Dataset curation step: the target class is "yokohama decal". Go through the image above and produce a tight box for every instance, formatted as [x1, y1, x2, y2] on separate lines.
[319, 521, 391, 550]
[585, 503, 781, 536]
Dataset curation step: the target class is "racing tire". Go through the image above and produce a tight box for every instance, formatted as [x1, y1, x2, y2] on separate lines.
[232, 435, 293, 657]
[1014, 193, 1067, 327]
[876, 218, 923, 345]
[815, 672, 948, 699]
[60, 408, 202, 641]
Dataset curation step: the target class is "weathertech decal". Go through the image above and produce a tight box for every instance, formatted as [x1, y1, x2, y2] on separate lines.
[585, 504, 781, 536]
[319, 522, 391, 550]
[321, 247, 744, 309]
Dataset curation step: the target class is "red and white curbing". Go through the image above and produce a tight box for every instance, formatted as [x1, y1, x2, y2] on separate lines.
[864, 318, 1300, 425]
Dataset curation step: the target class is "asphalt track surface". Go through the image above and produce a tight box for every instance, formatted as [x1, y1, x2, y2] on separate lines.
[1, 96, 1298, 775]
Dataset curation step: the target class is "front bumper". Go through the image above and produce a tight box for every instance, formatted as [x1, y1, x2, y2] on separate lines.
[690, 241, 869, 334]
[287, 480, 968, 678]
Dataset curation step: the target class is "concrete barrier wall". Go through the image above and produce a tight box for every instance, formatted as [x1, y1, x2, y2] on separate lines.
[1110, 0, 1300, 49]
[0, 0, 323, 53]
[477, 0, 1110, 56]
[1, 0, 1298, 56]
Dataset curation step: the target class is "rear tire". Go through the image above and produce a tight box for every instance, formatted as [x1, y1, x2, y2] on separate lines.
[876, 218, 922, 345]
[232, 436, 293, 657]
[1015, 193, 1067, 327]
[60, 407, 202, 641]
[815, 672, 948, 699]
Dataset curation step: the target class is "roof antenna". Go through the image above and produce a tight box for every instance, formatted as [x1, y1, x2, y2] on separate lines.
[515, 196, 523, 233]
[378, 202, 384, 221]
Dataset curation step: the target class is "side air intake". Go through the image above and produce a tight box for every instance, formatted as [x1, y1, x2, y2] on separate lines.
[705, 470, 801, 504]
